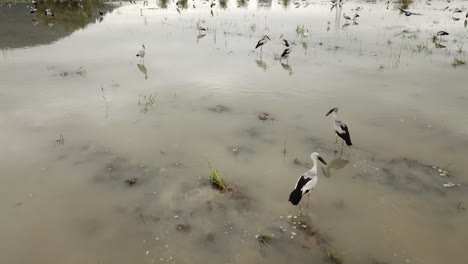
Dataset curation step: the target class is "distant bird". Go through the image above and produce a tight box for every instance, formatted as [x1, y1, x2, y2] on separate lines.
[353, 14, 360, 20]
[255, 35, 271, 51]
[136, 45, 146, 61]
[280, 47, 291, 62]
[288, 152, 327, 212]
[196, 23, 207, 32]
[30, 7, 37, 14]
[434, 31, 449, 43]
[99, 9, 104, 16]
[45, 8, 54, 17]
[466, 11, 468, 18]
[210, 1, 216, 8]
[399, 7, 421, 16]
[343, 13, 351, 20]
[436, 30, 449, 36]
[326, 107, 352, 152]
[282, 39, 290, 48]
[453, 8, 462, 13]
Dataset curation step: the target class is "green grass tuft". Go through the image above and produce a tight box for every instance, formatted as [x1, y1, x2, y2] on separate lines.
[208, 161, 226, 190]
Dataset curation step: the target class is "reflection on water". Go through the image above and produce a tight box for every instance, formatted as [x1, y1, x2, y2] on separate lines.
[137, 64, 148, 80]
[1, 1, 468, 264]
[0, 1, 115, 49]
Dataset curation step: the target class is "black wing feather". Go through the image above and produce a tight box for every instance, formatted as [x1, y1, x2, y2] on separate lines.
[289, 176, 311, 205]
[336, 123, 352, 146]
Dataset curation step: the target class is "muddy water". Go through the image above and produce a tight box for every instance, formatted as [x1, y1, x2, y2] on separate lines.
[1, 0, 468, 263]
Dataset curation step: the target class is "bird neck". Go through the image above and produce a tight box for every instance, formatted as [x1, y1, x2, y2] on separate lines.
[311, 158, 318, 173]
[331, 112, 338, 121]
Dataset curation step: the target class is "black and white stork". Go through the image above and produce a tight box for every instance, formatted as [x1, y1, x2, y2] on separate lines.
[326, 107, 352, 153]
[289, 152, 327, 213]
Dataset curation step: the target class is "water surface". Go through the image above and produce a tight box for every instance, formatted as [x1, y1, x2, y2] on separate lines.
[1, 0, 468, 263]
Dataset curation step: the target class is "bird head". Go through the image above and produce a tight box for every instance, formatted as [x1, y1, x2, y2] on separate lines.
[142, 44, 146, 49]
[311, 152, 327, 165]
[325, 107, 338, 117]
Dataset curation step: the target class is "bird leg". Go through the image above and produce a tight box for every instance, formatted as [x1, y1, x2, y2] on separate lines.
[306, 193, 310, 214]
[340, 140, 344, 155]
[334, 135, 338, 153]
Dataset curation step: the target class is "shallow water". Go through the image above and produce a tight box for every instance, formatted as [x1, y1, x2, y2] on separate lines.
[1, 0, 468, 263]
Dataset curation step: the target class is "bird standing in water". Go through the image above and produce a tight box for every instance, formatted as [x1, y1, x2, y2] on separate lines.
[196, 23, 207, 33]
[255, 35, 271, 52]
[289, 152, 327, 213]
[326, 107, 352, 153]
[45, 8, 54, 17]
[136, 44, 146, 62]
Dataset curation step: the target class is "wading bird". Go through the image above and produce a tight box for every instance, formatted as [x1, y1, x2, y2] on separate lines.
[45, 8, 54, 16]
[280, 47, 291, 62]
[434, 30, 449, 43]
[136, 44, 146, 61]
[255, 35, 271, 52]
[437, 30, 449, 36]
[99, 9, 104, 16]
[398, 7, 421, 16]
[196, 23, 207, 32]
[343, 13, 351, 20]
[326, 107, 352, 152]
[289, 152, 327, 213]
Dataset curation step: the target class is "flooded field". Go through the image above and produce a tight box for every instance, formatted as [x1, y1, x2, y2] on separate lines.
[1, 0, 468, 263]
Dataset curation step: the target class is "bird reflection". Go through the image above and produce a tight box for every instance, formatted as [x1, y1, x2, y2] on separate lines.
[434, 42, 446, 49]
[323, 156, 350, 177]
[342, 23, 350, 30]
[280, 62, 294, 76]
[137, 64, 148, 80]
[197, 33, 207, 43]
[302, 42, 308, 55]
[255, 57, 268, 72]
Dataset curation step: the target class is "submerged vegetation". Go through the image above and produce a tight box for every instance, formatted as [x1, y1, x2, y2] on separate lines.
[451, 58, 466, 68]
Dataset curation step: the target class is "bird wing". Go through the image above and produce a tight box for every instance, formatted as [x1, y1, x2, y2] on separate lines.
[339, 122, 349, 135]
[301, 176, 317, 194]
[255, 39, 264, 49]
[293, 174, 306, 189]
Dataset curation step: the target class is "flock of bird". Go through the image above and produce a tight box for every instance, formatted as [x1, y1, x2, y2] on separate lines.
[6, 0, 466, 214]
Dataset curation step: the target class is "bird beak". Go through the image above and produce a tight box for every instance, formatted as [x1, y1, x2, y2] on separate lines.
[325, 107, 337, 117]
[266, 36, 271, 40]
[318, 156, 327, 165]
